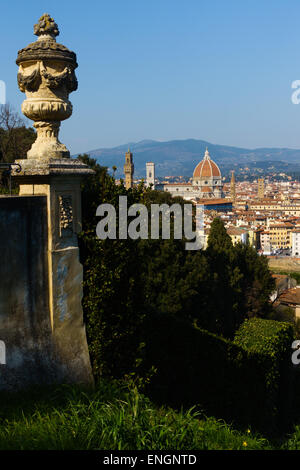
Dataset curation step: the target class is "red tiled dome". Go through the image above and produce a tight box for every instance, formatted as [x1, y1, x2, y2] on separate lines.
[193, 149, 221, 179]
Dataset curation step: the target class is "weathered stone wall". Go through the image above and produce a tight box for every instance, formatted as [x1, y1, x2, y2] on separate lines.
[0, 195, 56, 389]
[0, 195, 93, 390]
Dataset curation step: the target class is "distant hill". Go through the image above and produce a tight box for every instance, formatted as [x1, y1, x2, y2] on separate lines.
[73, 139, 300, 178]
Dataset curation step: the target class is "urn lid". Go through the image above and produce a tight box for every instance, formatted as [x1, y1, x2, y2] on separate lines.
[16, 14, 78, 68]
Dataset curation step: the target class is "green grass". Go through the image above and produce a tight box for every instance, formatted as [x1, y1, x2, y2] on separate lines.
[0, 380, 274, 450]
[3, 379, 300, 450]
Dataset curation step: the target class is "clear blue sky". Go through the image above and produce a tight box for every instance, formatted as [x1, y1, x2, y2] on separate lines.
[2, 0, 300, 154]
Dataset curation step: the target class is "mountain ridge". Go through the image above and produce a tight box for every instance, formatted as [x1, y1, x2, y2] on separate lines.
[73, 139, 300, 178]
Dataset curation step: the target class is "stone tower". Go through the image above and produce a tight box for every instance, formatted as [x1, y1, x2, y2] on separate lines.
[258, 177, 264, 199]
[124, 148, 134, 189]
[12, 14, 94, 387]
[230, 170, 236, 203]
[146, 162, 155, 189]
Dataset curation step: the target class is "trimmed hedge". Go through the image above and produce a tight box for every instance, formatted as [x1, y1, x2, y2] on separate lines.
[143, 315, 294, 435]
[233, 318, 295, 433]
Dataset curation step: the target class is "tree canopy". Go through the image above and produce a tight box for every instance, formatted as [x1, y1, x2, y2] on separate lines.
[78, 155, 276, 380]
[0, 104, 36, 192]
[0, 104, 35, 163]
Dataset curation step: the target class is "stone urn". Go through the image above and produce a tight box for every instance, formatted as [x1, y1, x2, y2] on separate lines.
[16, 14, 78, 159]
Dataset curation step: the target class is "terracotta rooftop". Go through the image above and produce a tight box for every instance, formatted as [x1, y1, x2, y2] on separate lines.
[227, 227, 248, 236]
[196, 198, 232, 205]
[278, 287, 300, 306]
[193, 149, 221, 179]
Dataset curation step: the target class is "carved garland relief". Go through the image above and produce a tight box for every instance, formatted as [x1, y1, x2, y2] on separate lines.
[58, 194, 73, 238]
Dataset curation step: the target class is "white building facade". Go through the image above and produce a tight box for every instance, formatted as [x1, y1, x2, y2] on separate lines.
[292, 230, 300, 257]
[146, 162, 155, 189]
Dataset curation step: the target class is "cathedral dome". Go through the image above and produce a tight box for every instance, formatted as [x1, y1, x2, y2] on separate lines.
[193, 148, 221, 179]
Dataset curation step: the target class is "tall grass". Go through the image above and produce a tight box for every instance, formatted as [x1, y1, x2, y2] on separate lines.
[0, 381, 272, 450]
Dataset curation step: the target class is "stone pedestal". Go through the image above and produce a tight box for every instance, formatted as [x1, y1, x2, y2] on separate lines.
[11, 15, 96, 387]
[13, 159, 94, 386]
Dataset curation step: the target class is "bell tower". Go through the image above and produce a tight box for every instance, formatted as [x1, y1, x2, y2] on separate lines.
[146, 162, 155, 189]
[230, 170, 236, 203]
[258, 177, 264, 199]
[124, 148, 134, 189]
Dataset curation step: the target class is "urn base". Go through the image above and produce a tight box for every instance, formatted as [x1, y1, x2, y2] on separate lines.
[27, 120, 70, 160]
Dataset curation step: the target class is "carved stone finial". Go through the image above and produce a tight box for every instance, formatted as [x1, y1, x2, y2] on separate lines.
[34, 13, 59, 38]
[16, 15, 78, 159]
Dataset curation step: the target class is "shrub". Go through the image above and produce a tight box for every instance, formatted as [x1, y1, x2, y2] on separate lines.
[143, 315, 295, 435]
[233, 318, 295, 433]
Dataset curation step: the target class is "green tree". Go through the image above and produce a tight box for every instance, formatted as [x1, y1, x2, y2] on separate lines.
[232, 242, 275, 319]
[0, 104, 36, 192]
[78, 155, 148, 379]
[0, 104, 35, 163]
[204, 218, 239, 337]
[203, 218, 275, 338]
[207, 217, 233, 252]
[78, 164, 276, 379]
